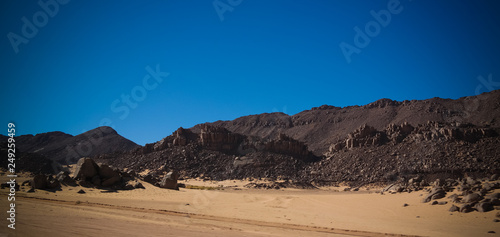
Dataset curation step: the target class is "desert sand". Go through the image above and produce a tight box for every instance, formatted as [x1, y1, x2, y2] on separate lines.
[1, 175, 499, 237]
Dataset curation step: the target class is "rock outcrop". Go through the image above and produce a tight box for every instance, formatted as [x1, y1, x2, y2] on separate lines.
[328, 122, 497, 153]
[199, 124, 244, 152]
[264, 134, 318, 162]
[66, 158, 140, 190]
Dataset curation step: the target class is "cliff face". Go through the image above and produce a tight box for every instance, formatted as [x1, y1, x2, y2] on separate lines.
[199, 124, 244, 153]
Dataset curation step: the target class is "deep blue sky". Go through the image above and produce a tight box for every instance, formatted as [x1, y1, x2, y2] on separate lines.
[1, 0, 499, 145]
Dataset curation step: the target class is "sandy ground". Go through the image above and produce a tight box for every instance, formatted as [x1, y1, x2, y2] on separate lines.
[0, 174, 499, 237]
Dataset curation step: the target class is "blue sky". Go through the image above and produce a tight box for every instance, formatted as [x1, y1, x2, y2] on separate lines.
[1, 0, 499, 145]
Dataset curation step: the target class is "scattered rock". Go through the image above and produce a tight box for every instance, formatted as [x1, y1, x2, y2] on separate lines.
[463, 193, 483, 203]
[30, 174, 48, 189]
[1, 181, 20, 191]
[460, 204, 475, 213]
[449, 205, 459, 212]
[423, 188, 446, 203]
[475, 202, 493, 213]
[383, 183, 403, 193]
[56, 171, 76, 186]
[487, 193, 500, 200]
[448, 194, 461, 203]
[77, 189, 86, 194]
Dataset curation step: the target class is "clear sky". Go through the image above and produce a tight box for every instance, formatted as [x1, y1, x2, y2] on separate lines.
[1, 0, 499, 145]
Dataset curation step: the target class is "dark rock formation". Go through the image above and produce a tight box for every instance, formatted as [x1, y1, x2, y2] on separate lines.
[30, 174, 48, 190]
[264, 134, 318, 162]
[423, 188, 446, 203]
[56, 171, 77, 186]
[159, 171, 179, 190]
[74, 158, 100, 180]
[199, 124, 244, 153]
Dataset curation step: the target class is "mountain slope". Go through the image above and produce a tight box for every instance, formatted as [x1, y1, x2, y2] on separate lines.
[16, 126, 139, 165]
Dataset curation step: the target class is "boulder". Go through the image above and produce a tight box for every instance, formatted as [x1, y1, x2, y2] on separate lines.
[74, 158, 100, 180]
[475, 202, 493, 212]
[142, 174, 158, 184]
[487, 193, 500, 200]
[490, 199, 500, 206]
[1, 182, 20, 191]
[98, 164, 119, 180]
[77, 189, 86, 194]
[56, 171, 77, 186]
[383, 183, 404, 193]
[482, 182, 496, 192]
[102, 175, 121, 187]
[78, 180, 90, 187]
[47, 179, 61, 189]
[160, 171, 179, 190]
[91, 176, 101, 186]
[466, 177, 479, 186]
[422, 188, 446, 203]
[460, 204, 475, 213]
[463, 193, 483, 203]
[449, 205, 459, 212]
[448, 194, 461, 203]
[30, 174, 48, 189]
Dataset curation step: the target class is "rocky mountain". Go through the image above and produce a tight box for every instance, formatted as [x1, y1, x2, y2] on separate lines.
[7, 90, 500, 186]
[200, 90, 500, 155]
[15, 126, 139, 166]
[93, 90, 499, 185]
